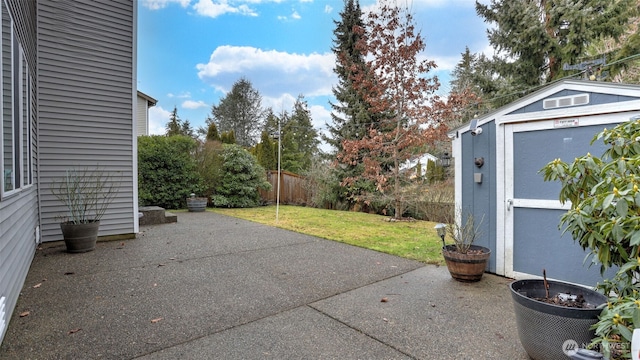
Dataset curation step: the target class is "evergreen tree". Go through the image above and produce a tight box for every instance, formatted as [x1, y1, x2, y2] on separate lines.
[325, 0, 379, 209]
[325, 0, 372, 151]
[285, 95, 320, 172]
[211, 144, 271, 208]
[255, 131, 277, 170]
[206, 122, 220, 142]
[165, 106, 182, 137]
[476, 0, 637, 95]
[181, 120, 195, 138]
[220, 130, 236, 145]
[165, 106, 196, 138]
[206, 77, 264, 147]
[448, 47, 505, 120]
[262, 108, 279, 139]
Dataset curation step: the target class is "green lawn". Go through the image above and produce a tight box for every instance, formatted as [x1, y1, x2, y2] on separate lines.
[211, 205, 445, 265]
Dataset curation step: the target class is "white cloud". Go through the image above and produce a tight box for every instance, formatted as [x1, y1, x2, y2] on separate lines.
[309, 104, 330, 130]
[148, 106, 171, 135]
[262, 93, 297, 113]
[182, 99, 209, 109]
[277, 8, 302, 21]
[324, 5, 333, 13]
[196, 45, 336, 98]
[192, 0, 258, 18]
[141, 0, 191, 10]
[167, 91, 192, 99]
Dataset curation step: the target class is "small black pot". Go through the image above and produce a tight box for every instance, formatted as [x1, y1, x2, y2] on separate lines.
[510, 279, 607, 360]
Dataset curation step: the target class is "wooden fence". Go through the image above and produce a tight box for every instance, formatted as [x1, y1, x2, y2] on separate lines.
[260, 170, 309, 205]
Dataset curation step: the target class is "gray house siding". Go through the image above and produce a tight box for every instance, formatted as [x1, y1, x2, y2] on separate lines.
[37, 0, 136, 242]
[0, 0, 38, 343]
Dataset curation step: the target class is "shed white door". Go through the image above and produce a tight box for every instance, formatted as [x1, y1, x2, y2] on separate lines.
[502, 114, 626, 285]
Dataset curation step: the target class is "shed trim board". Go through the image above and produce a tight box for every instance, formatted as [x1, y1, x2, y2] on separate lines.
[453, 80, 640, 286]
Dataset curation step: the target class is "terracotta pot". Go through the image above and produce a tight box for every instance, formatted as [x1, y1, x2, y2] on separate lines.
[60, 221, 100, 253]
[442, 244, 490, 282]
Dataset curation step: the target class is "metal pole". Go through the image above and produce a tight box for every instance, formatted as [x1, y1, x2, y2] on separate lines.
[276, 118, 281, 224]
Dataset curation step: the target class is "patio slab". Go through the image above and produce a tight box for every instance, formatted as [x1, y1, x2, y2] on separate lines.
[0, 211, 528, 359]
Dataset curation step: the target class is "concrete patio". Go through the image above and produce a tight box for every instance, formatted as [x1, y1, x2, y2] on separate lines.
[0, 211, 528, 359]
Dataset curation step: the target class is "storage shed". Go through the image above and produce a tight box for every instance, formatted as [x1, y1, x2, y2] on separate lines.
[451, 80, 640, 286]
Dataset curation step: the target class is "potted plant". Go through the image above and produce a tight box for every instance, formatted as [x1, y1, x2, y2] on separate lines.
[50, 167, 118, 253]
[436, 209, 490, 282]
[186, 193, 208, 212]
[509, 272, 607, 360]
[538, 116, 640, 359]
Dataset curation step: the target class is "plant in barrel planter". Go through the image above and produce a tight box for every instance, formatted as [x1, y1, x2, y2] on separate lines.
[539, 116, 640, 359]
[50, 168, 118, 253]
[436, 209, 490, 282]
[187, 193, 208, 212]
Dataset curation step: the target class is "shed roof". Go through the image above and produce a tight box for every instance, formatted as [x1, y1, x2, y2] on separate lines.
[450, 80, 640, 137]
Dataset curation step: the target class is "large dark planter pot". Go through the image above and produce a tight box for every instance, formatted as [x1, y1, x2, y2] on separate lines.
[442, 244, 490, 282]
[510, 279, 607, 360]
[187, 197, 207, 212]
[60, 221, 100, 253]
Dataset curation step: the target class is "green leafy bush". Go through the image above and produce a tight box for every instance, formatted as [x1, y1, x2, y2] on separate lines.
[138, 135, 203, 209]
[195, 140, 224, 200]
[211, 144, 271, 208]
[541, 117, 640, 359]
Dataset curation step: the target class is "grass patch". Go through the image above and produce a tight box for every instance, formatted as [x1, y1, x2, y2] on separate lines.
[211, 205, 445, 265]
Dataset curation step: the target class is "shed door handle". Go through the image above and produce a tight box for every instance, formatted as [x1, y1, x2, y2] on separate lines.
[507, 199, 513, 211]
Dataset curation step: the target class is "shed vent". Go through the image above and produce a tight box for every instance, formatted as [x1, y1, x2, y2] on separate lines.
[0, 296, 6, 336]
[543, 93, 590, 109]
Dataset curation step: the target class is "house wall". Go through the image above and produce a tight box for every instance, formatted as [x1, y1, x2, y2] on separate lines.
[136, 94, 148, 136]
[460, 120, 497, 272]
[37, 0, 137, 242]
[0, 0, 38, 343]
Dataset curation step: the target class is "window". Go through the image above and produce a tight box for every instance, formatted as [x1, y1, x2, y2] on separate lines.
[1, 3, 32, 196]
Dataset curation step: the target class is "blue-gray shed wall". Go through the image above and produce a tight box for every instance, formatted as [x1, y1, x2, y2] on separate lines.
[460, 120, 497, 272]
[511, 124, 617, 284]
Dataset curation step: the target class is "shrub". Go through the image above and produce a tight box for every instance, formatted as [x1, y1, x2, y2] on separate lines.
[541, 117, 640, 359]
[195, 140, 224, 201]
[138, 135, 203, 209]
[211, 144, 271, 208]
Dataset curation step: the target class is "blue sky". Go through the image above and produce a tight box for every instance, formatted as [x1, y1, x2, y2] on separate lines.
[137, 0, 491, 140]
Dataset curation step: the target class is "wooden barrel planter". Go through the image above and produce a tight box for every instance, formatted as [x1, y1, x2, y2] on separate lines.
[60, 221, 100, 253]
[442, 244, 490, 282]
[187, 196, 208, 212]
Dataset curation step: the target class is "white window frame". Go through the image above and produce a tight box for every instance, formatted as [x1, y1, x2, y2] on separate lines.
[1, 4, 32, 199]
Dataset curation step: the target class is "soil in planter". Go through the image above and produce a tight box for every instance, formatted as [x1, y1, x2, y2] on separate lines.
[464, 248, 487, 255]
[530, 269, 599, 309]
[533, 293, 597, 309]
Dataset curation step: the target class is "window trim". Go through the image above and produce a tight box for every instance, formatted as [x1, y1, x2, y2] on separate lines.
[1, 5, 33, 199]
